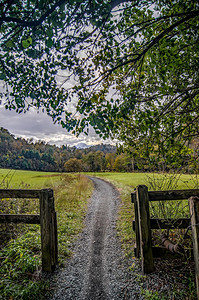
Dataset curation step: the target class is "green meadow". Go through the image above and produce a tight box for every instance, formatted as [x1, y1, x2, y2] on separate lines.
[0, 169, 61, 189]
[89, 171, 197, 190]
[1, 169, 196, 191]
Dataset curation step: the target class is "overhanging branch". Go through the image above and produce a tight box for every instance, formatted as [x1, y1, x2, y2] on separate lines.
[0, 0, 73, 27]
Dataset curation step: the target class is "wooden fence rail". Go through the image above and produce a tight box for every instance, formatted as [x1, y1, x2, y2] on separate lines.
[131, 185, 199, 298]
[0, 189, 58, 272]
[131, 188, 199, 202]
[0, 214, 40, 224]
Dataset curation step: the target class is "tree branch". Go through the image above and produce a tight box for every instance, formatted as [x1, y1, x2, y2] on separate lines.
[0, 0, 71, 27]
[0, 0, 132, 28]
[92, 9, 199, 84]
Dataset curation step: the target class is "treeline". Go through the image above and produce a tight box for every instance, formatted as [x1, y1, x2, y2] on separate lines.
[63, 152, 134, 172]
[0, 127, 135, 172]
[1, 127, 198, 173]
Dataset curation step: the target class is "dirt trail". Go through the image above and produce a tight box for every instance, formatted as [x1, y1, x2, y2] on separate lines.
[50, 177, 140, 300]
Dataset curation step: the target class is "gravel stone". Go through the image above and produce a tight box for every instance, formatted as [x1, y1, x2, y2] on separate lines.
[49, 177, 142, 300]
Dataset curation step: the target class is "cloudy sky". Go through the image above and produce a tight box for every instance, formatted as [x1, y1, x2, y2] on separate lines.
[0, 104, 114, 147]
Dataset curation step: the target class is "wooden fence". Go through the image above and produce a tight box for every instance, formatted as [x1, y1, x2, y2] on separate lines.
[0, 189, 58, 272]
[131, 185, 199, 298]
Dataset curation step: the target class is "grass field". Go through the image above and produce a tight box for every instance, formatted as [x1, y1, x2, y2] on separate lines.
[88, 171, 198, 190]
[0, 169, 93, 300]
[0, 169, 62, 189]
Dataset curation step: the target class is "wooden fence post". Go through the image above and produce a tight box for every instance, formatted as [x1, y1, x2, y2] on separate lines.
[134, 195, 141, 258]
[189, 196, 199, 299]
[40, 189, 57, 272]
[53, 211, 58, 264]
[136, 185, 154, 273]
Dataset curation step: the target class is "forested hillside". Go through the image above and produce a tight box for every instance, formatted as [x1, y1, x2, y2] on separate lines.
[0, 127, 131, 172]
[1, 127, 198, 173]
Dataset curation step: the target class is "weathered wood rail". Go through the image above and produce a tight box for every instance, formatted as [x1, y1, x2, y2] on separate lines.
[131, 185, 199, 298]
[0, 189, 58, 272]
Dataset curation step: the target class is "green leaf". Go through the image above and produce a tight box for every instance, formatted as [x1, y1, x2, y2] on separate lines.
[22, 37, 32, 49]
[46, 28, 53, 38]
[46, 38, 53, 48]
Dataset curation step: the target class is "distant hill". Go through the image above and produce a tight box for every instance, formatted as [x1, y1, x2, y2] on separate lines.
[86, 144, 116, 154]
[76, 143, 89, 149]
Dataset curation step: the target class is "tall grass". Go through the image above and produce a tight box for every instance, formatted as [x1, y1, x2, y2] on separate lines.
[0, 169, 93, 300]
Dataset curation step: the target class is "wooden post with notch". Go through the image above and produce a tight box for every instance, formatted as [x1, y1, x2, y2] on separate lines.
[40, 189, 57, 272]
[189, 196, 199, 299]
[136, 185, 154, 273]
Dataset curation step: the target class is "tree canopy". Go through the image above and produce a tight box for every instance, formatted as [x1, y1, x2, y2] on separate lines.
[0, 0, 199, 150]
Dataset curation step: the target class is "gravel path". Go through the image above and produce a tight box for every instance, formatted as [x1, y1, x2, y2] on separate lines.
[50, 177, 142, 300]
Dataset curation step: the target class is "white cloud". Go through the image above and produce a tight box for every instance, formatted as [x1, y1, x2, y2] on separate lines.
[0, 106, 115, 147]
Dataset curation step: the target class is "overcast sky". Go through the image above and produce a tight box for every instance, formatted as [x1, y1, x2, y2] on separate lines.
[0, 105, 115, 147]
